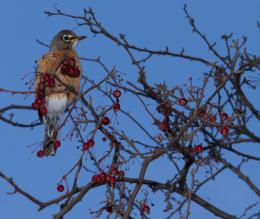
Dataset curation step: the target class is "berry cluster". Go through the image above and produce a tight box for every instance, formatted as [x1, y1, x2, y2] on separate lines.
[36, 140, 61, 158]
[112, 89, 121, 111]
[96, 89, 122, 130]
[167, 99, 231, 137]
[92, 168, 125, 185]
[82, 139, 95, 151]
[208, 111, 230, 136]
[61, 57, 80, 78]
[197, 106, 231, 137]
[32, 73, 56, 116]
[219, 112, 230, 136]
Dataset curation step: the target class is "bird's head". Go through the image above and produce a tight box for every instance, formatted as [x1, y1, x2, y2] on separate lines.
[50, 29, 86, 50]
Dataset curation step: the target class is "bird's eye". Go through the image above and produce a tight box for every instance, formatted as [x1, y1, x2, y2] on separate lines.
[63, 35, 70, 41]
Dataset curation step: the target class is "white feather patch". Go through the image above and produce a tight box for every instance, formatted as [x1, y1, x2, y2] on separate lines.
[72, 40, 78, 49]
[46, 95, 67, 114]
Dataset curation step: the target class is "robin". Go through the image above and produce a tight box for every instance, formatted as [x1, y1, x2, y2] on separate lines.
[33, 29, 86, 156]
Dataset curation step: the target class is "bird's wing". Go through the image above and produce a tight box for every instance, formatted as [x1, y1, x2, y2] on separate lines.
[35, 50, 82, 101]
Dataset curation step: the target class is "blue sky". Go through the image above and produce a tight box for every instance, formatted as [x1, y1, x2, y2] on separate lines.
[0, 1, 259, 219]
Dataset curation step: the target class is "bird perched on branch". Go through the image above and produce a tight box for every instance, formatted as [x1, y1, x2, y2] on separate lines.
[33, 29, 86, 156]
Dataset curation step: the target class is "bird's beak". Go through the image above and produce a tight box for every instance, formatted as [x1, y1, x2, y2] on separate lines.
[70, 35, 87, 43]
[76, 35, 87, 41]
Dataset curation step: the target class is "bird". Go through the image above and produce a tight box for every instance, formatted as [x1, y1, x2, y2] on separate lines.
[33, 29, 86, 156]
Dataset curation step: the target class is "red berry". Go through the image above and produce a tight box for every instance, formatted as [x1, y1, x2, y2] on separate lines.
[67, 66, 76, 77]
[36, 150, 45, 158]
[57, 185, 64, 192]
[36, 98, 42, 105]
[100, 172, 106, 181]
[72, 68, 80, 78]
[118, 170, 125, 177]
[106, 205, 113, 213]
[61, 64, 70, 75]
[82, 143, 90, 151]
[38, 82, 45, 91]
[106, 175, 111, 182]
[91, 175, 96, 182]
[113, 103, 120, 111]
[102, 117, 110, 125]
[221, 112, 229, 120]
[47, 78, 55, 88]
[43, 74, 50, 82]
[158, 121, 168, 131]
[82, 139, 94, 151]
[199, 109, 206, 117]
[82, 139, 95, 151]
[220, 126, 229, 136]
[178, 97, 187, 106]
[140, 203, 150, 215]
[113, 89, 121, 98]
[88, 139, 95, 147]
[40, 107, 48, 116]
[92, 175, 101, 183]
[37, 90, 45, 99]
[109, 176, 116, 184]
[64, 66, 80, 78]
[36, 98, 45, 106]
[209, 115, 217, 123]
[110, 168, 118, 176]
[194, 144, 203, 153]
[144, 205, 150, 213]
[54, 140, 61, 149]
[32, 102, 39, 110]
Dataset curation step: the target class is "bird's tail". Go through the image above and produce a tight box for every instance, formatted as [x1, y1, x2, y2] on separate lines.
[43, 113, 61, 156]
[43, 131, 58, 156]
[41, 94, 67, 156]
